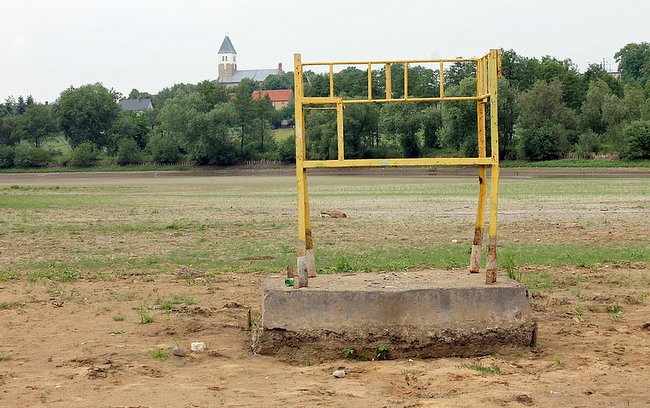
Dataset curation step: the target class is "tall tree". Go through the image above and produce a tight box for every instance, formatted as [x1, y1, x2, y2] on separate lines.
[615, 42, 650, 87]
[55, 83, 121, 148]
[13, 104, 57, 147]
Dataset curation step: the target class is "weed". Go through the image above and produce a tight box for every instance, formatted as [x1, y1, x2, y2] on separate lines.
[112, 314, 126, 321]
[304, 352, 313, 366]
[137, 306, 155, 324]
[376, 345, 390, 360]
[156, 294, 197, 311]
[503, 253, 520, 281]
[606, 302, 624, 320]
[0, 271, 19, 282]
[567, 307, 584, 322]
[150, 349, 169, 359]
[626, 293, 647, 305]
[0, 352, 13, 361]
[462, 363, 501, 375]
[553, 356, 562, 366]
[343, 347, 357, 359]
[358, 350, 371, 361]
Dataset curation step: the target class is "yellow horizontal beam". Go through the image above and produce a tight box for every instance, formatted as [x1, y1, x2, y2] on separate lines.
[302, 57, 485, 66]
[301, 94, 490, 106]
[302, 157, 495, 168]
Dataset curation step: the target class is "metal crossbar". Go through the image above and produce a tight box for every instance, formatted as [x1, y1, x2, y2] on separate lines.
[293, 49, 503, 287]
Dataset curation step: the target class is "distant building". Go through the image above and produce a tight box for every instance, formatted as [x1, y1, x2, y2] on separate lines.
[216, 35, 282, 88]
[119, 98, 153, 113]
[251, 89, 293, 110]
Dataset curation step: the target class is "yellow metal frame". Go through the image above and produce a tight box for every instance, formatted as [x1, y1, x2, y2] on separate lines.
[294, 50, 503, 285]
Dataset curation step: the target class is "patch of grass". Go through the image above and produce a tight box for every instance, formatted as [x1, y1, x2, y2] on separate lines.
[156, 295, 197, 311]
[112, 314, 126, 321]
[0, 301, 23, 310]
[149, 349, 169, 359]
[0, 164, 191, 174]
[503, 252, 521, 281]
[501, 159, 650, 168]
[606, 302, 624, 320]
[0, 271, 19, 282]
[272, 128, 294, 142]
[567, 307, 584, 322]
[462, 363, 502, 375]
[520, 271, 553, 291]
[0, 352, 13, 361]
[165, 220, 190, 230]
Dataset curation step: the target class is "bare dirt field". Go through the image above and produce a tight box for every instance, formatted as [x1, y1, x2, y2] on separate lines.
[1, 170, 649, 407]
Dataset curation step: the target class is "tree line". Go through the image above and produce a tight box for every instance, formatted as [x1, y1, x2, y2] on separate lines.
[1, 42, 650, 169]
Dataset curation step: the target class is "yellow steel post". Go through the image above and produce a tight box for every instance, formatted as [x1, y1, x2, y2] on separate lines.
[329, 64, 334, 98]
[404, 62, 409, 99]
[385, 63, 392, 99]
[367, 63, 372, 100]
[439, 62, 445, 97]
[294, 54, 314, 285]
[470, 57, 488, 274]
[336, 101, 344, 161]
[485, 49, 501, 284]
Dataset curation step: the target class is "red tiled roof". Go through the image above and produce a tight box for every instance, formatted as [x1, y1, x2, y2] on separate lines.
[251, 89, 293, 102]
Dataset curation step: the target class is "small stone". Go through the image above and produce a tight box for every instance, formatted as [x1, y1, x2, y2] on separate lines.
[191, 342, 206, 352]
[451, 239, 459, 244]
[332, 369, 346, 378]
[172, 346, 186, 357]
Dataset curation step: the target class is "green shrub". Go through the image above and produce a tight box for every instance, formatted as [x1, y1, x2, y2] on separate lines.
[29, 147, 53, 167]
[70, 142, 98, 167]
[277, 135, 295, 163]
[520, 122, 566, 161]
[0, 145, 14, 168]
[13, 141, 33, 167]
[116, 138, 142, 165]
[623, 120, 650, 159]
[149, 134, 180, 164]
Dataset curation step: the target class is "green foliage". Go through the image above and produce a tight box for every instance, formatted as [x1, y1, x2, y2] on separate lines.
[12, 104, 57, 147]
[70, 142, 98, 167]
[277, 135, 296, 163]
[343, 347, 357, 359]
[148, 133, 181, 163]
[0, 145, 14, 168]
[12, 140, 51, 167]
[623, 120, 650, 159]
[56, 83, 121, 148]
[116, 138, 142, 165]
[615, 42, 650, 87]
[376, 345, 390, 360]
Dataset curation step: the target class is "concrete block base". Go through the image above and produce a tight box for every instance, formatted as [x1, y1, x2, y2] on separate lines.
[252, 269, 536, 360]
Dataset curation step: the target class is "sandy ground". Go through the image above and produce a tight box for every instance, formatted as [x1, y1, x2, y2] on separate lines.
[1, 265, 649, 407]
[1, 170, 649, 407]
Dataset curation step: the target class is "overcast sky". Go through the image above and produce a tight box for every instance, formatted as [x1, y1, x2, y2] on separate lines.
[1, 0, 648, 103]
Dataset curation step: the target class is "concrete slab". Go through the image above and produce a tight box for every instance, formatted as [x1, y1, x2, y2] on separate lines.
[252, 269, 536, 360]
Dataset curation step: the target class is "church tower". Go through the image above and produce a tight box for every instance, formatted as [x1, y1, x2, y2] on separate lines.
[218, 35, 237, 79]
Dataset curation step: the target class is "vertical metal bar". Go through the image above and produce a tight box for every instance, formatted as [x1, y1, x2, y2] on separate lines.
[486, 50, 501, 285]
[404, 62, 409, 99]
[385, 63, 392, 99]
[439, 61, 445, 98]
[367, 63, 372, 100]
[336, 102, 344, 161]
[329, 64, 334, 98]
[470, 57, 488, 274]
[294, 54, 314, 285]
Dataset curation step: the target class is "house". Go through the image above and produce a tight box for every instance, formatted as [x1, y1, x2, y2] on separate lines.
[216, 35, 282, 88]
[119, 99, 153, 113]
[251, 89, 293, 110]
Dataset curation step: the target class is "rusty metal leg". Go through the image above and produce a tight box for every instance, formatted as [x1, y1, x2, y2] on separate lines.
[470, 166, 488, 273]
[296, 166, 314, 287]
[485, 165, 500, 284]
